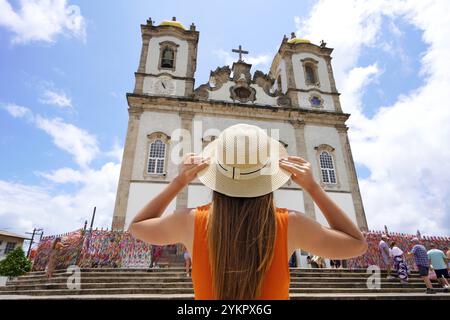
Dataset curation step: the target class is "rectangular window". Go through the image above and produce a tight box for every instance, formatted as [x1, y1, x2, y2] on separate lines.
[5, 242, 16, 255]
[147, 139, 166, 175]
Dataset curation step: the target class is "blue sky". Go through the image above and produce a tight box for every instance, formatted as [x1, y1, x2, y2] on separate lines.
[1, 0, 449, 239]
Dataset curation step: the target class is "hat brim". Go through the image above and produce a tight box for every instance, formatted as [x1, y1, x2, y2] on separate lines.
[196, 138, 291, 198]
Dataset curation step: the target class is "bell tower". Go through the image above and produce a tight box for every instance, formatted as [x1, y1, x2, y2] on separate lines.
[134, 17, 199, 97]
[269, 32, 342, 112]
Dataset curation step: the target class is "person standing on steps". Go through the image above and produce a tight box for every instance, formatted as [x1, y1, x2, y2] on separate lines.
[389, 241, 409, 284]
[379, 234, 395, 280]
[183, 246, 192, 277]
[46, 237, 64, 279]
[150, 244, 162, 268]
[128, 123, 367, 300]
[407, 238, 435, 294]
[312, 255, 326, 269]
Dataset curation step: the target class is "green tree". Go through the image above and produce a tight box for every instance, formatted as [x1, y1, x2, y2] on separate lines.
[0, 247, 32, 277]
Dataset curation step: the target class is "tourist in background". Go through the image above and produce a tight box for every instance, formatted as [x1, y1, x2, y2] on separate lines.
[183, 246, 191, 277]
[330, 259, 341, 269]
[289, 252, 297, 268]
[427, 244, 449, 292]
[150, 245, 162, 268]
[307, 255, 318, 268]
[389, 241, 408, 284]
[46, 237, 64, 279]
[379, 235, 395, 280]
[312, 255, 326, 268]
[407, 238, 434, 294]
[446, 247, 450, 269]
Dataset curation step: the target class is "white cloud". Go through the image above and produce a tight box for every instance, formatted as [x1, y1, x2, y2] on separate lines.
[2, 103, 33, 120]
[36, 167, 83, 184]
[0, 0, 86, 44]
[106, 139, 124, 163]
[0, 162, 120, 235]
[35, 116, 99, 168]
[2, 107, 122, 235]
[297, 0, 450, 235]
[40, 89, 72, 108]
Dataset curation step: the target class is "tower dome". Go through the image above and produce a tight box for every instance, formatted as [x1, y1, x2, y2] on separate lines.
[288, 32, 311, 44]
[159, 17, 186, 30]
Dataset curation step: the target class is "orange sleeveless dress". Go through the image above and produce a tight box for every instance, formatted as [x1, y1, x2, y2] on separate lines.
[191, 204, 290, 300]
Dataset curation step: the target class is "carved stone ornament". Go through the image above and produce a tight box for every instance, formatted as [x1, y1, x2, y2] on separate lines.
[193, 84, 210, 100]
[210, 66, 231, 89]
[229, 74, 256, 103]
[253, 70, 274, 95]
[277, 94, 292, 107]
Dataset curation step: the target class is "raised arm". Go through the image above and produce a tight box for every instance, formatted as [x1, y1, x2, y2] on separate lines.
[128, 154, 209, 245]
[280, 156, 367, 259]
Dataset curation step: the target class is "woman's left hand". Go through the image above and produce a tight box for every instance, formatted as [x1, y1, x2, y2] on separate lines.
[175, 153, 210, 186]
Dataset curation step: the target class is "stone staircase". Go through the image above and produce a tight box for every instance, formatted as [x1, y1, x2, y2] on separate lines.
[1, 267, 450, 300]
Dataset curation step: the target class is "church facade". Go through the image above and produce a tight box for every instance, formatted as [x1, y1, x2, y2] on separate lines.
[112, 18, 369, 261]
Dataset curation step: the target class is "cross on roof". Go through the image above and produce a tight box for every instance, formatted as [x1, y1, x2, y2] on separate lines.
[232, 45, 249, 62]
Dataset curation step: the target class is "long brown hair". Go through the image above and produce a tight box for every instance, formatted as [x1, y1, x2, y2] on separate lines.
[206, 190, 277, 300]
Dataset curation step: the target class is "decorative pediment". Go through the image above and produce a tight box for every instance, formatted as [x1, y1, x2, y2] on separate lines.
[229, 78, 256, 103]
[253, 70, 274, 94]
[210, 66, 231, 89]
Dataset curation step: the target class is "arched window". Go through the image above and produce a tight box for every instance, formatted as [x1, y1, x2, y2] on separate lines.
[305, 64, 316, 84]
[319, 151, 336, 184]
[147, 139, 166, 174]
[161, 48, 174, 69]
[301, 58, 320, 87]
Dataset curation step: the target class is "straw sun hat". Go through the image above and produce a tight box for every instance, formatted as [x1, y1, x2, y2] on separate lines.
[197, 123, 291, 197]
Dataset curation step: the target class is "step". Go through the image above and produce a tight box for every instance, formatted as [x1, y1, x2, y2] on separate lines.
[19, 270, 422, 279]
[1, 281, 433, 292]
[0, 287, 447, 297]
[27, 267, 418, 274]
[4, 276, 432, 287]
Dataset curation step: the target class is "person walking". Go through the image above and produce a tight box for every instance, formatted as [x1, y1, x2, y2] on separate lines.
[46, 237, 64, 279]
[330, 259, 341, 269]
[150, 245, 162, 268]
[389, 241, 409, 284]
[128, 123, 367, 300]
[407, 238, 434, 294]
[427, 244, 450, 292]
[312, 255, 326, 269]
[183, 246, 192, 277]
[307, 255, 318, 268]
[446, 247, 450, 269]
[379, 235, 395, 280]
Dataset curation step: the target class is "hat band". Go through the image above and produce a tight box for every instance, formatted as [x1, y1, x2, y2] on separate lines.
[216, 159, 270, 180]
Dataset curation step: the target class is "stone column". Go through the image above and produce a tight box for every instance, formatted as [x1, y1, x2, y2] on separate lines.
[284, 52, 300, 108]
[112, 107, 142, 231]
[336, 124, 368, 231]
[134, 36, 150, 94]
[324, 56, 343, 113]
[175, 111, 195, 210]
[184, 40, 198, 97]
[290, 120, 316, 220]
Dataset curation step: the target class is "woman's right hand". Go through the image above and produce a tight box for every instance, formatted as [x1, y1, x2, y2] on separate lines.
[279, 156, 319, 192]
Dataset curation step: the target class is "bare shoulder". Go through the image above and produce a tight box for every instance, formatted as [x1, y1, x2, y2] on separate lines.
[287, 209, 309, 223]
[171, 207, 196, 227]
